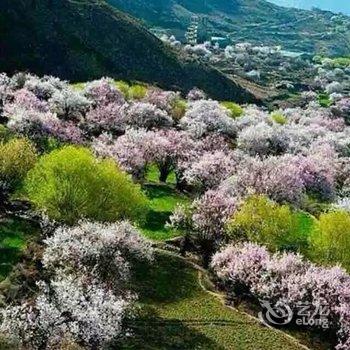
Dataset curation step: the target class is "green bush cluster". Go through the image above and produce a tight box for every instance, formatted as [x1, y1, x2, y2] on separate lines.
[129, 84, 148, 100]
[221, 101, 244, 119]
[228, 195, 350, 271]
[270, 112, 287, 125]
[314, 56, 350, 68]
[115, 80, 130, 97]
[171, 98, 187, 121]
[25, 146, 149, 225]
[309, 210, 350, 270]
[332, 56, 350, 68]
[227, 195, 312, 253]
[115, 81, 148, 100]
[318, 93, 332, 108]
[0, 138, 38, 191]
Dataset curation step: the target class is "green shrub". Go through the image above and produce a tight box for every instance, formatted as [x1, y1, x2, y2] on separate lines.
[116, 82, 148, 101]
[0, 138, 38, 190]
[115, 81, 130, 99]
[221, 101, 244, 119]
[319, 56, 350, 68]
[270, 112, 287, 125]
[227, 195, 311, 253]
[129, 84, 148, 100]
[25, 146, 148, 225]
[309, 210, 350, 269]
[318, 93, 332, 108]
[332, 56, 350, 68]
[71, 82, 86, 91]
[171, 98, 187, 121]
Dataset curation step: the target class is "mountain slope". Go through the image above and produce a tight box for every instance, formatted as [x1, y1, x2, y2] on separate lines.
[107, 0, 350, 55]
[0, 0, 257, 103]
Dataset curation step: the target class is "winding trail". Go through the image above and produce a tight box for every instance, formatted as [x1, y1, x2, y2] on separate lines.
[155, 247, 312, 350]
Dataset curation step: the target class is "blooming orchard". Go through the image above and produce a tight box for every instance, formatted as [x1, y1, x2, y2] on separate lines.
[1, 71, 350, 348]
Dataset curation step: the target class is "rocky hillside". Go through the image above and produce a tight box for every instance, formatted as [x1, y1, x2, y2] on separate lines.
[108, 0, 350, 56]
[0, 0, 257, 102]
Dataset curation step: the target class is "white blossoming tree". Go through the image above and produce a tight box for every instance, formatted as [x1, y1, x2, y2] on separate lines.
[0, 221, 153, 349]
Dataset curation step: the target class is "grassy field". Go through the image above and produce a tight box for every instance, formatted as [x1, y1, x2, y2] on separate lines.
[119, 251, 306, 350]
[141, 166, 190, 241]
[0, 217, 39, 281]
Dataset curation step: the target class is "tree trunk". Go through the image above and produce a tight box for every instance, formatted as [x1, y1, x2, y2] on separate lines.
[159, 167, 170, 183]
[200, 239, 215, 269]
[175, 172, 187, 192]
[180, 234, 191, 256]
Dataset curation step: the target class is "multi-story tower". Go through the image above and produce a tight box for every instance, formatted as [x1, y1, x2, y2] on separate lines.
[185, 15, 199, 45]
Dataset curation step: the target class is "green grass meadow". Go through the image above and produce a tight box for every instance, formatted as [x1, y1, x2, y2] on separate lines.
[141, 166, 190, 241]
[119, 251, 307, 350]
[0, 217, 39, 281]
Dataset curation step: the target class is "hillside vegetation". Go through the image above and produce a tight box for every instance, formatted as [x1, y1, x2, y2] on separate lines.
[0, 0, 256, 102]
[1, 72, 350, 349]
[108, 0, 350, 56]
